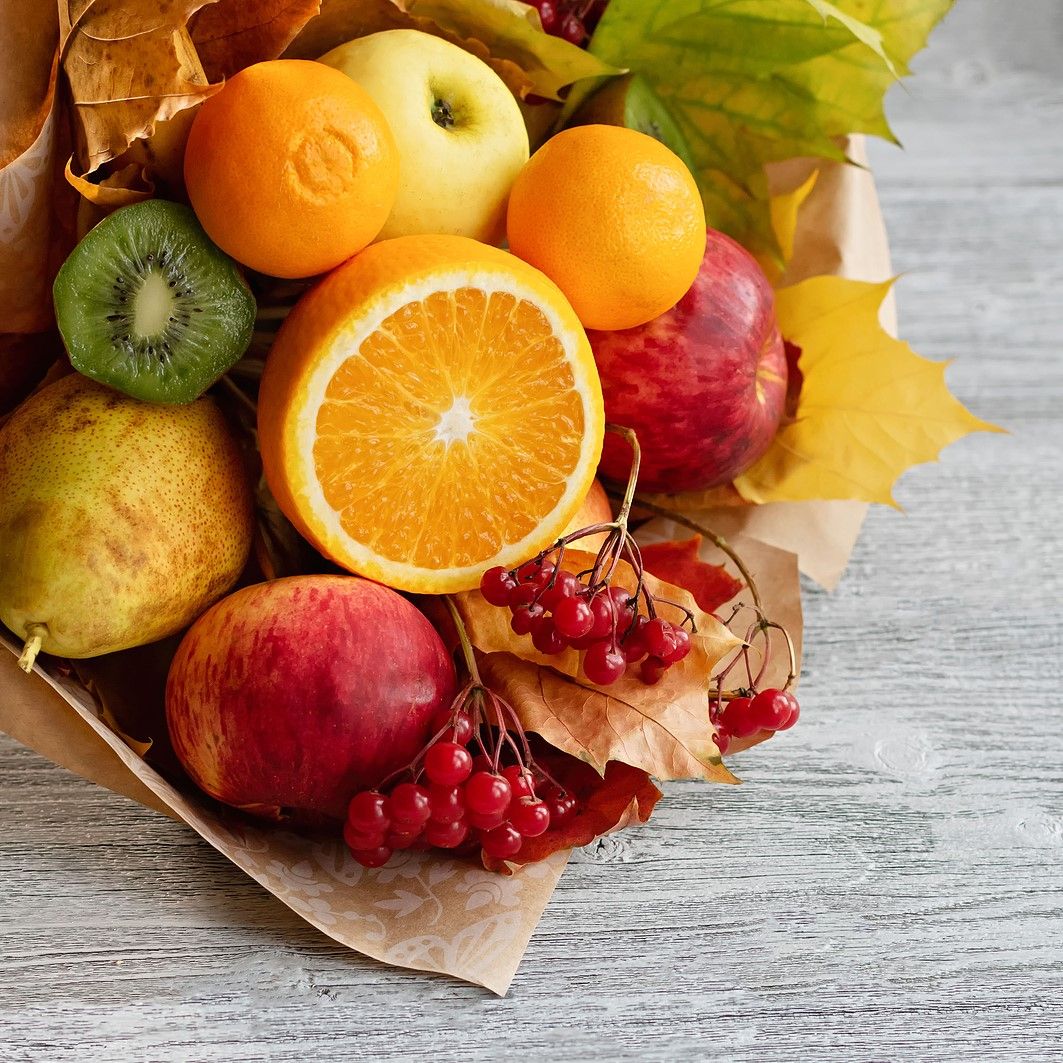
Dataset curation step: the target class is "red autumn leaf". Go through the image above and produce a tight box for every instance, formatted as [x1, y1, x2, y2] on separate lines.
[639, 536, 742, 615]
[483, 750, 662, 872]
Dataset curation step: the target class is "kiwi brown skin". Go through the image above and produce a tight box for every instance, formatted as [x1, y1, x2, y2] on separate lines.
[53, 199, 256, 405]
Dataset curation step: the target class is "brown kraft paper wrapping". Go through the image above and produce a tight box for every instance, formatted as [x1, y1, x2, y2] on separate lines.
[0, 4, 891, 986]
[0, 525, 803, 992]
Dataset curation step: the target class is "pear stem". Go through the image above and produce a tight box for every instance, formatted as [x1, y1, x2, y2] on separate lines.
[17, 623, 47, 674]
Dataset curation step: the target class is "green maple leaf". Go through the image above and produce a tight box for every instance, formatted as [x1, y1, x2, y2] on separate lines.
[589, 0, 953, 256]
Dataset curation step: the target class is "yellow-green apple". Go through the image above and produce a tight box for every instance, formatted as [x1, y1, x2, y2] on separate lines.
[166, 575, 455, 824]
[589, 230, 788, 493]
[319, 30, 529, 245]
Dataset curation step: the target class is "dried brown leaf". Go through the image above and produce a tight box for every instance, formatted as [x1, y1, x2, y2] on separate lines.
[190, 0, 321, 81]
[283, 0, 534, 99]
[481, 652, 736, 784]
[62, 0, 220, 172]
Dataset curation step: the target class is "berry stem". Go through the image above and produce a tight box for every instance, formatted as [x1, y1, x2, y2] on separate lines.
[624, 495, 764, 613]
[763, 619, 799, 692]
[445, 594, 484, 687]
[621, 496, 799, 695]
[17, 623, 47, 674]
[605, 423, 642, 529]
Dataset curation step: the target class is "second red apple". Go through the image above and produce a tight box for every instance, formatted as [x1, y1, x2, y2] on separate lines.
[589, 229, 788, 493]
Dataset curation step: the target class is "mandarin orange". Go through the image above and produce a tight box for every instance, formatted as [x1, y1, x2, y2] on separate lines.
[506, 125, 706, 330]
[183, 60, 398, 279]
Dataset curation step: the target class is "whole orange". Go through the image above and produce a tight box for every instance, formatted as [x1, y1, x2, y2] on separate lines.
[183, 60, 399, 279]
[506, 125, 706, 331]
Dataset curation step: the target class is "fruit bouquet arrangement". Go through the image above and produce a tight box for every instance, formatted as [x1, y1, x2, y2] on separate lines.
[0, 0, 997, 991]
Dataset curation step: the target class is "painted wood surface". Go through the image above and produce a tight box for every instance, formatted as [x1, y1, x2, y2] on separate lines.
[1, 3, 1061, 1058]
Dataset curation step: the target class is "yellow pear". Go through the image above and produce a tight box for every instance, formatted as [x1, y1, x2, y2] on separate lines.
[0, 374, 254, 670]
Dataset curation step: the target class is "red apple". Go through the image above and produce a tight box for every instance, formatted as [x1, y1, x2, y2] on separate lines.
[166, 575, 455, 824]
[589, 229, 787, 493]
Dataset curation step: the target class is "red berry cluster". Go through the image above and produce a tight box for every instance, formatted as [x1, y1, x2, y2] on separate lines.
[710, 688, 800, 753]
[531, 0, 608, 45]
[344, 697, 578, 869]
[481, 557, 693, 686]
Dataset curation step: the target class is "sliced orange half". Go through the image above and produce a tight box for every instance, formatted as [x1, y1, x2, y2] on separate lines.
[258, 235, 605, 593]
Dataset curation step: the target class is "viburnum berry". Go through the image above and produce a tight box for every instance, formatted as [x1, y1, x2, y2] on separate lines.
[587, 592, 616, 640]
[713, 729, 731, 755]
[535, 0, 559, 33]
[608, 586, 633, 612]
[553, 595, 595, 640]
[424, 741, 473, 786]
[518, 558, 554, 589]
[508, 582, 539, 609]
[502, 764, 536, 800]
[425, 819, 469, 849]
[547, 793, 578, 827]
[540, 569, 580, 611]
[582, 639, 626, 685]
[468, 809, 507, 831]
[777, 693, 800, 730]
[510, 797, 551, 838]
[639, 656, 668, 685]
[480, 566, 515, 606]
[620, 615, 648, 662]
[559, 12, 585, 45]
[721, 696, 758, 738]
[643, 617, 676, 659]
[350, 845, 392, 868]
[347, 790, 390, 834]
[385, 827, 422, 850]
[511, 603, 544, 636]
[531, 614, 568, 655]
[389, 782, 431, 826]
[466, 771, 512, 816]
[751, 688, 794, 731]
[343, 821, 384, 852]
[428, 784, 465, 823]
[442, 715, 473, 745]
[430, 703, 472, 743]
[481, 824, 523, 859]
[663, 627, 691, 665]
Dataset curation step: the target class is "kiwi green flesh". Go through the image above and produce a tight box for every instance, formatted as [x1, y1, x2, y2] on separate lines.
[53, 199, 256, 405]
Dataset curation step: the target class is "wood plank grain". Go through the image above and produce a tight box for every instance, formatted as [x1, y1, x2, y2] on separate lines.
[2, 3, 1062, 1059]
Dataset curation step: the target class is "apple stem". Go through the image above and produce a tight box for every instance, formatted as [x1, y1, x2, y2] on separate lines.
[17, 623, 47, 674]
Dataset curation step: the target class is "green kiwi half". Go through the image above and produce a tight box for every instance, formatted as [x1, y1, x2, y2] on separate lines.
[53, 199, 256, 405]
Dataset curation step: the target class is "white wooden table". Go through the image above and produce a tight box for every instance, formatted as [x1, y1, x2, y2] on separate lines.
[2, 3, 1061, 1058]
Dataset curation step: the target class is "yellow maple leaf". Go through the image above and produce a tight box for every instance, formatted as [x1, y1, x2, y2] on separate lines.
[734, 276, 1004, 506]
